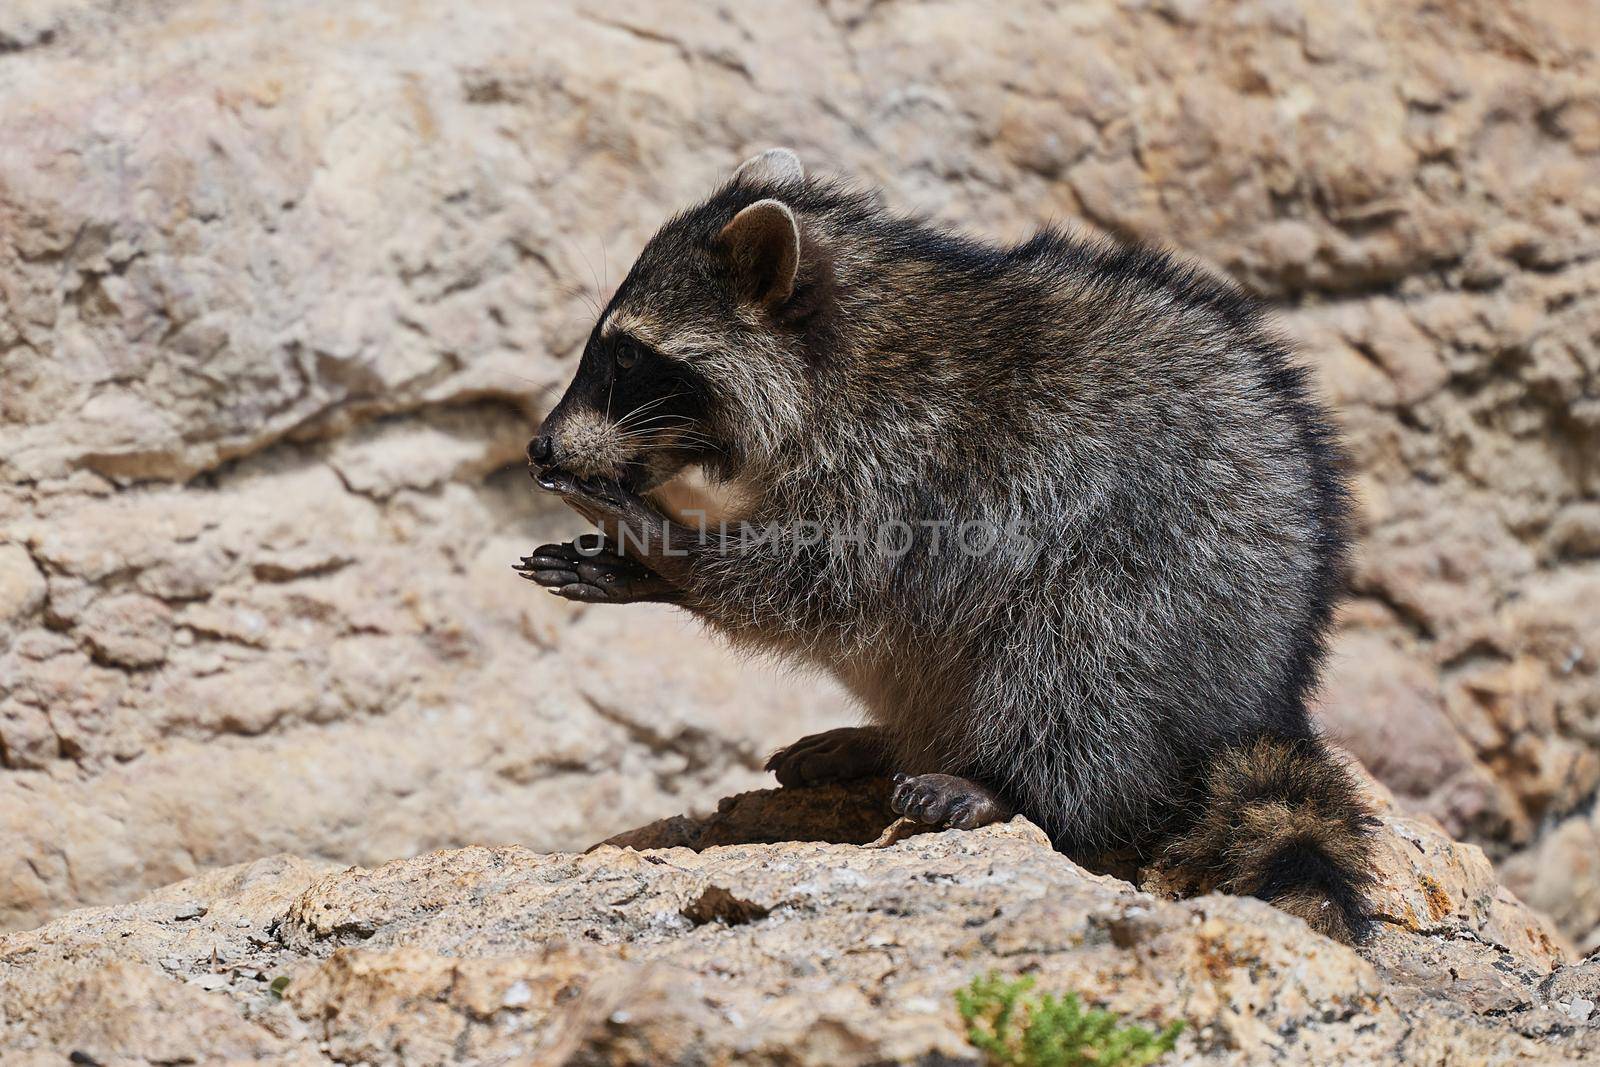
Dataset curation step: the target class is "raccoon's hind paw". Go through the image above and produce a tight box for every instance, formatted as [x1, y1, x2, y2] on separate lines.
[767, 726, 891, 787]
[514, 536, 680, 604]
[891, 773, 1011, 831]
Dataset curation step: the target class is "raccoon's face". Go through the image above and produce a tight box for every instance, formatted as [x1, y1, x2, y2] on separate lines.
[530, 149, 816, 493]
[528, 317, 721, 492]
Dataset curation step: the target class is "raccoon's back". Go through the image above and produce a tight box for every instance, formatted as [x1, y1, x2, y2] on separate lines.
[1013, 235, 1349, 669]
[897, 236, 1353, 762]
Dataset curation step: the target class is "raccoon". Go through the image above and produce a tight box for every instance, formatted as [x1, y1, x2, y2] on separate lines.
[518, 149, 1375, 941]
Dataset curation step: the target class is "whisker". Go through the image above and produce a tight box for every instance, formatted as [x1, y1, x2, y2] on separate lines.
[613, 414, 701, 436]
[613, 427, 711, 446]
[612, 395, 697, 435]
[571, 239, 603, 299]
[643, 429, 724, 453]
[550, 282, 600, 316]
[615, 423, 724, 454]
[612, 393, 681, 430]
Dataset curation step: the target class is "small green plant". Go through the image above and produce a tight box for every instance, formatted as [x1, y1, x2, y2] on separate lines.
[955, 972, 1184, 1067]
[268, 975, 290, 1000]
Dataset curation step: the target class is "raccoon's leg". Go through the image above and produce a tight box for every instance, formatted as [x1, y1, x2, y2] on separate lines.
[766, 726, 891, 786]
[514, 534, 682, 604]
[891, 773, 1012, 831]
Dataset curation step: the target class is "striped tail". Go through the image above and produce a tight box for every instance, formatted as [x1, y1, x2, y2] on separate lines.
[1160, 736, 1377, 942]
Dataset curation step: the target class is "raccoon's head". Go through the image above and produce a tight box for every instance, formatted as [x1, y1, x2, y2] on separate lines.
[530, 148, 830, 493]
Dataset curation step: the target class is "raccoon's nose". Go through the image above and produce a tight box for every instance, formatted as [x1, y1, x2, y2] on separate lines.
[527, 435, 555, 466]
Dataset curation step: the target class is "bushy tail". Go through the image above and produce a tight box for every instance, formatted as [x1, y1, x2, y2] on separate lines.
[1160, 736, 1377, 942]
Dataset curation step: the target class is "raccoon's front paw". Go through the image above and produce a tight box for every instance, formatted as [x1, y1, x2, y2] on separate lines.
[514, 535, 679, 604]
[532, 468, 656, 535]
[532, 467, 626, 508]
[891, 773, 1011, 830]
[766, 726, 891, 787]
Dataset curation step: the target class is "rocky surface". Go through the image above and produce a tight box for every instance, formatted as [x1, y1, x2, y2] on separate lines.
[2, 0, 1598, 948]
[2, 780, 1595, 1065]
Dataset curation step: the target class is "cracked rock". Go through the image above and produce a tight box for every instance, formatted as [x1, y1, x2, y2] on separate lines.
[1, 782, 1595, 1065]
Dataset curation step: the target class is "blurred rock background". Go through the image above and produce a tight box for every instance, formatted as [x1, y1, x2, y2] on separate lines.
[1, 0, 1595, 948]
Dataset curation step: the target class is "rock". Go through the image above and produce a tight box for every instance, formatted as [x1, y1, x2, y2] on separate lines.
[1502, 804, 1600, 955]
[1545, 960, 1600, 1025]
[77, 592, 174, 668]
[1, 782, 1594, 1065]
[2, 0, 1599, 951]
[0, 544, 47, 640]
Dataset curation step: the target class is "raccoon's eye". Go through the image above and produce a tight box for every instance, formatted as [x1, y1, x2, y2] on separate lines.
[615, 341, 641, 372]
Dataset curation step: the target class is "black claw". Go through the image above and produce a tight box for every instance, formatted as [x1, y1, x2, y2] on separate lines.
[886, 773, 1005, 830]
[515, 537, 678, 606]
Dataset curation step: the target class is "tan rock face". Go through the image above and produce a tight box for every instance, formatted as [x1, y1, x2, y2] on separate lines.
[0, 783, 1593, 1065]
[1, 0, 1597, 950]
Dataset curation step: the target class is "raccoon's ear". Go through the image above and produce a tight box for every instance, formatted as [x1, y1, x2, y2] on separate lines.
[732, 147, 804, 187]
[717, 198, 800, 307]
